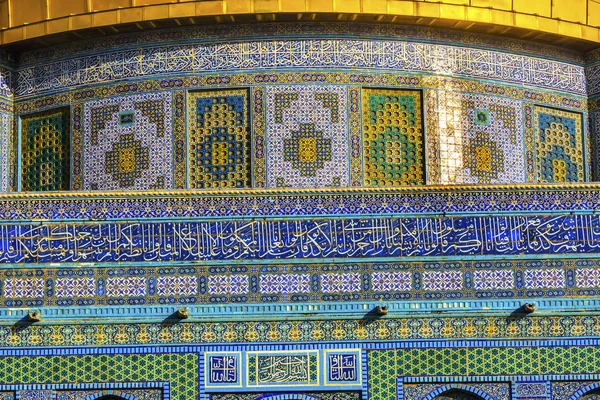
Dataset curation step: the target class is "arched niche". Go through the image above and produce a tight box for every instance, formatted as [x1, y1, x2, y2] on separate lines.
[433, 391, 484, 400]
[423, 385, 492, 400]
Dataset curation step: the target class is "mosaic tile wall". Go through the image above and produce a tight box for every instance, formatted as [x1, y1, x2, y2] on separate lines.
[430, 91, 525, 184]
[0, 111, 10, 192]
[593, 110, 600, 180]
[534, 106, 584, 183]
[0, 354, 196, 399]
[0, 23, 589, 191]
[20, 108, 70, 191]
[0, 258, 596, 308]
[266, 85, 348, 188]
[187, 89, 251, 189]
[371, 346, 600, 400]
[8, 72, 589, 190]
[82, 92, 173, 190]
[13, 25, 585, 97]
[362, 89, 424, 186]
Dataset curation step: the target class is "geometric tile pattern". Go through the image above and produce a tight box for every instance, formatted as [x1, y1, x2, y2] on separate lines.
[473, 270, 514, 290]
[0, 315, 600, 347]
[55, 278, 95, 298]
[433, 92, 524, 184]
[321, 273, 361, 293]
[266, 85, 348, 188]
[534, 106, 584, 183]
[0, 112, 10, 192]
[3, 278, 44, 298]
[259, 274, 310, 294]
[156, 276, 197, 296]
[524, 269, 565, 289]
[362, 89, 424, 186]
[211, 393, 360, 400]
[0, 353, 196, 399]
[207, 275, 249, 295]
[0, 394, 12, 400]
[372, 272, 412, 292]
[82, 92, 173, 190]
[187, 89, 251, 189]
[0, 259, 599, 307]
[20, 108, 70, 191]
[369, 346, 600, 400]
[105, 277, 147, 297]
[1, 187, 600, 220]
[576, 268, 600, 288]
[423, 271, 462, 291]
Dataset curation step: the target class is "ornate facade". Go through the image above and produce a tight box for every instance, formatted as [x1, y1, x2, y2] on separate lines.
[0, 1, 600, 399]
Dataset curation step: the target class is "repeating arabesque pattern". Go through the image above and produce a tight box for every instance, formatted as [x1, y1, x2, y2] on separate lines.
[0, 187, 598, 220]
[1, 259, 591, 308]
[0, 316, 597, 347]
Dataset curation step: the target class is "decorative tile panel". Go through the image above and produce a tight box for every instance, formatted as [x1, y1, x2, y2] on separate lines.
[259, 274, 310, 294]
[205, 352, 241, 388]
[82, 92, 173, 190]
[3, 215, 600, 264]
[0, 112, 10, 192]
[514, 382, 547, 398]
[247, 351, 319, 387]
[3, 279, 44, 299]
[208, 275, 249, 295]
[473, 270, 514, 290]
[321, 273, 361, 293]
[324, 349, 362, 386]
[156, 276, 197, 297]
[56, 389, 163, 400]
[552, 381, 600, 400]
[14, 26, 586, 97]
[423, 271, 462, 291]
[18, 391, 52, 400]
[266, 85, 348, 188]
[105, 277, 147, 297]
[187, 89, 251, 189]
[362, 89, 424, 186]
[372, 272, 412, 292]
[55, 278, 95, 298]
[1, 187, 600, 221]
[0, 353, 196, 399]
[534, 106, 584, 183]
[593, 110, 600, 180]
[211, 393, 360, 400]
[524, 268, 565, 289]
[432, 92, 525, 184]
[371, 346, 600, 400]
[576, 268, 600, 288]
[0, 259, 595, 307]
[20, 108, 70, 191]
